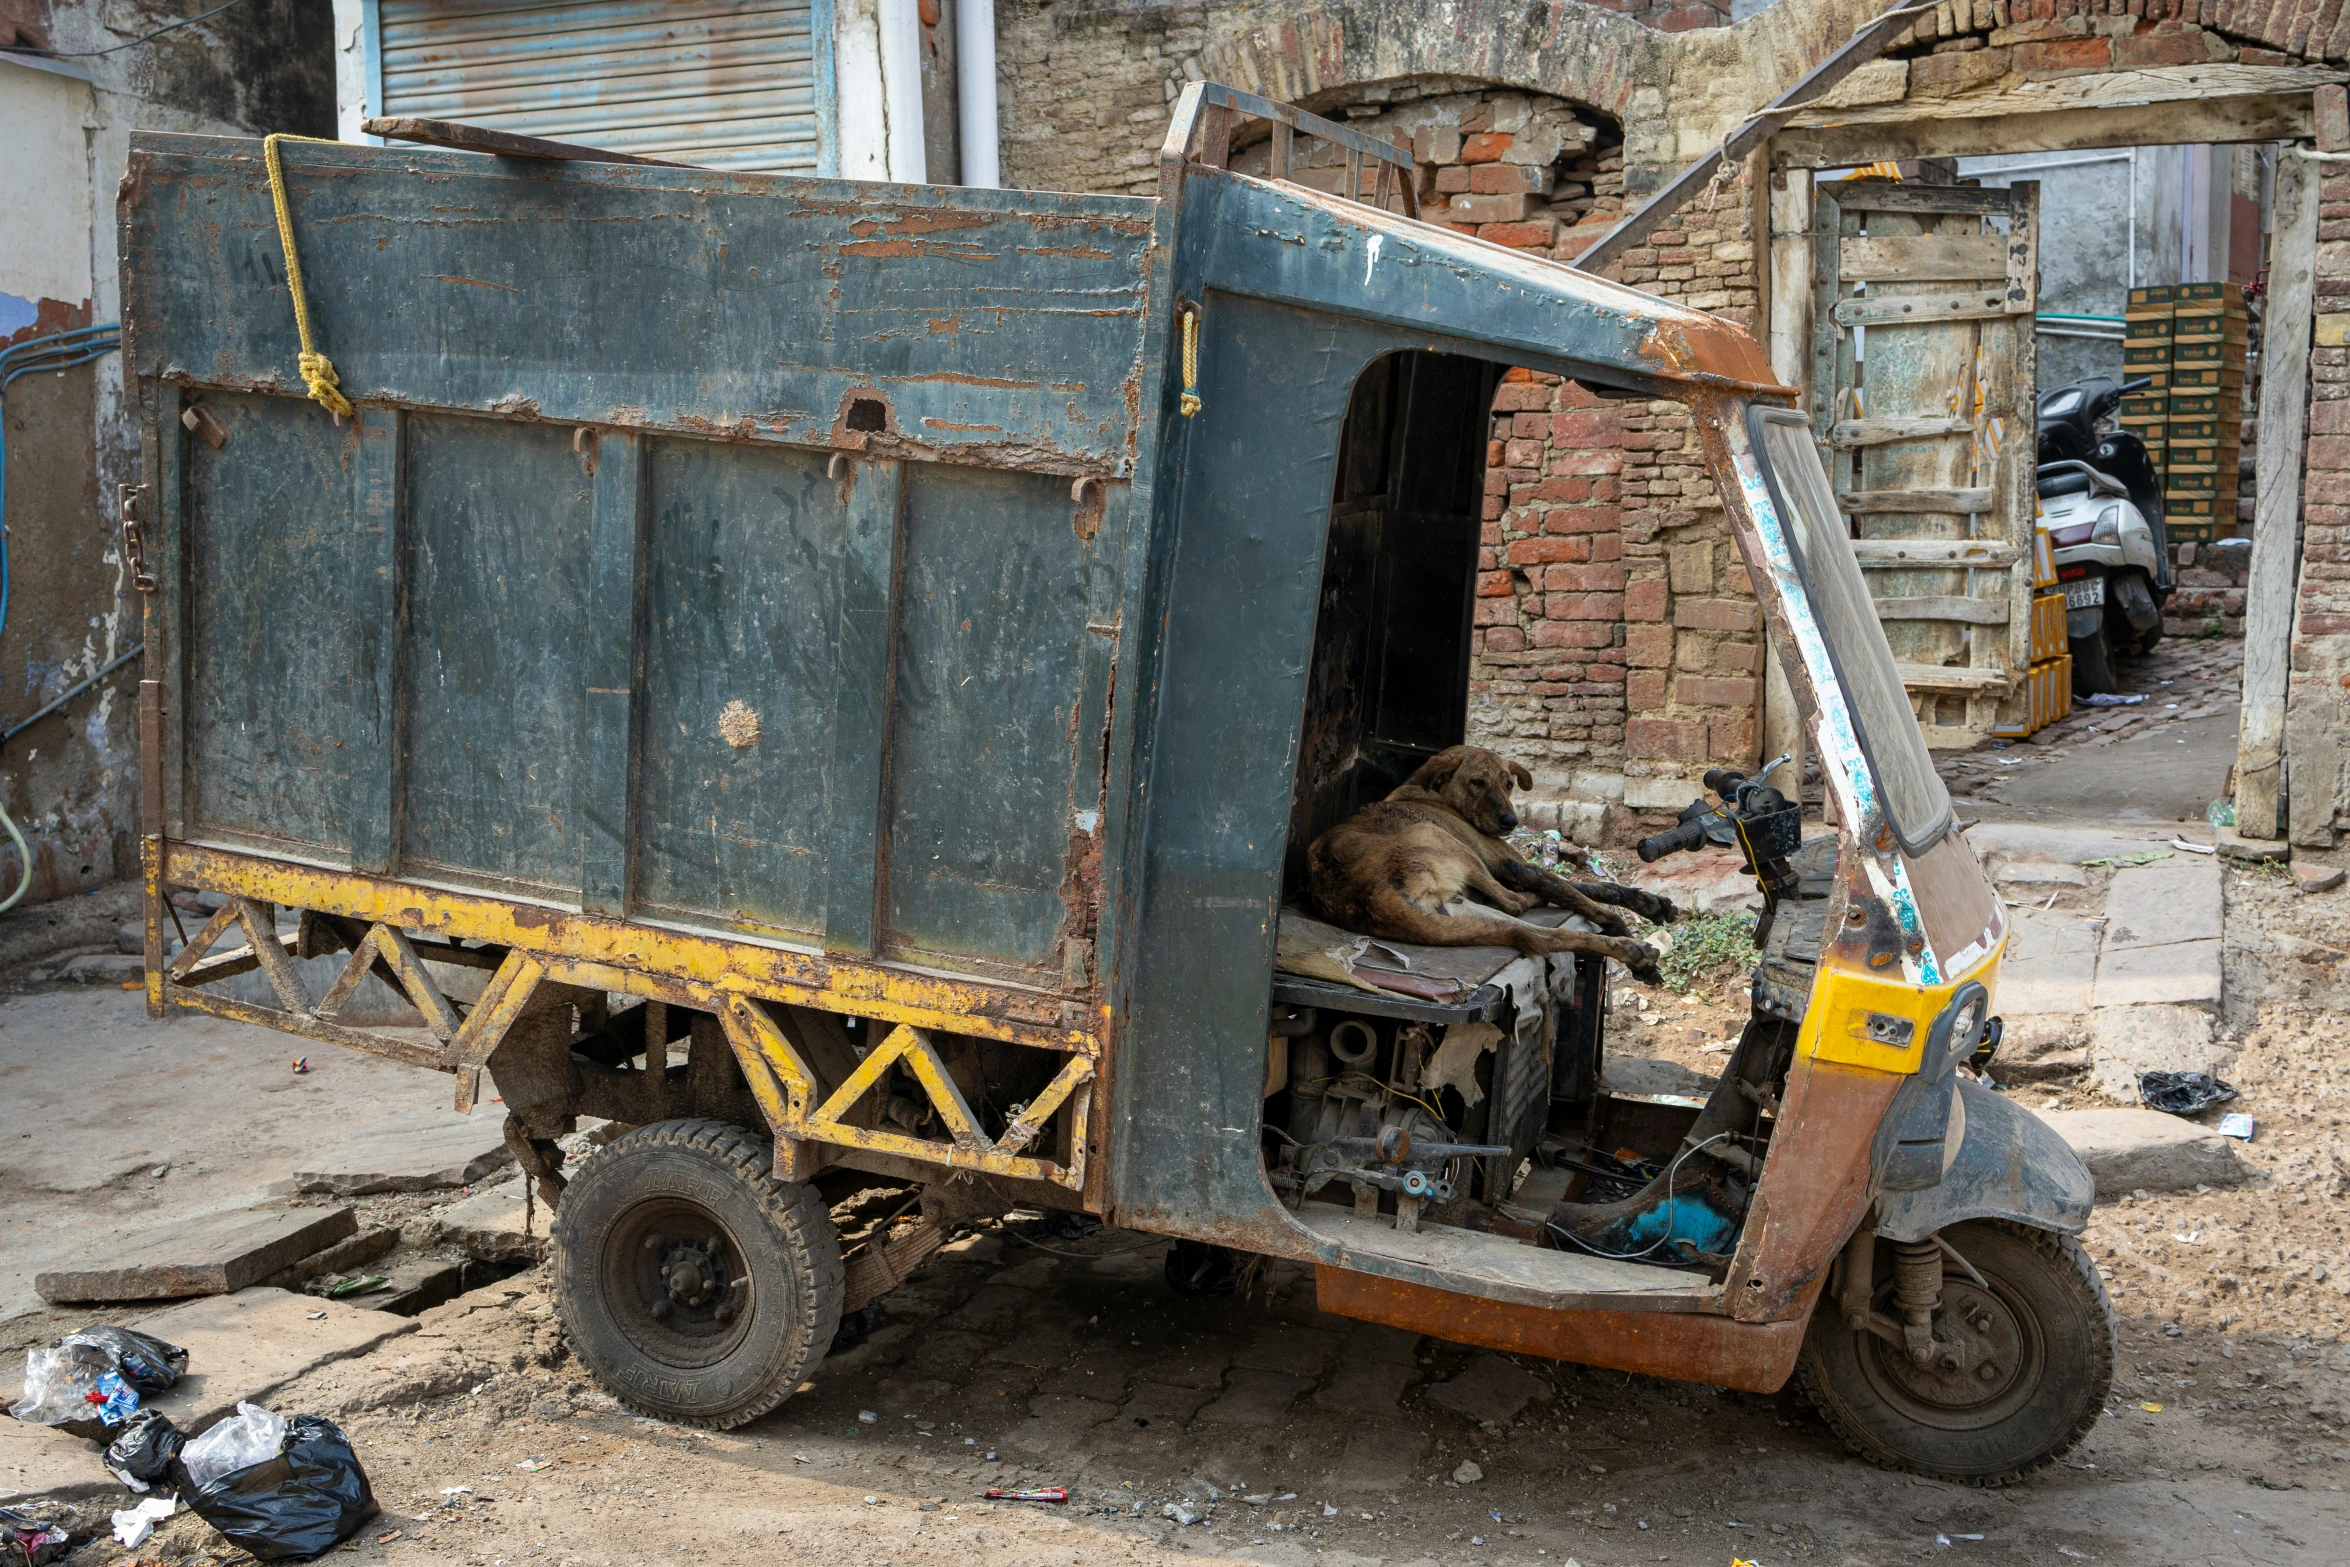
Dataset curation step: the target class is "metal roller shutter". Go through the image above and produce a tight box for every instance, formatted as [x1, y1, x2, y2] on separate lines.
[376, 0, 825, 174]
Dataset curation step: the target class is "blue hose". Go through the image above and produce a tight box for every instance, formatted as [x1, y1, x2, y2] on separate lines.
[0, 324, 125, 912]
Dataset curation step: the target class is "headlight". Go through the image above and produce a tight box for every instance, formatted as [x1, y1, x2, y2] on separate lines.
[2091, 504, 2123, 544]
[1948, 998, 1983, 1067]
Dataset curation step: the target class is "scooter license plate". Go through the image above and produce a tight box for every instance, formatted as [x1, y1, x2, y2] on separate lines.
[2063, 577, 2105, 610]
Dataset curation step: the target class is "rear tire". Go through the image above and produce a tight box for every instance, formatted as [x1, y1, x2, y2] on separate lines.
[1797, 1221, 2115, 1485]
[552, 1119, 843, 1429]
[2070, 622, 2117, 697]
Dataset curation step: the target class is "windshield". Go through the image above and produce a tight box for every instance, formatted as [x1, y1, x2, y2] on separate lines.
[1747, 407, 1953, 855]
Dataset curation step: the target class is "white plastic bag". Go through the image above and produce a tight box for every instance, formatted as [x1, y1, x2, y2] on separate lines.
[7, 1344, 115, 1425]
[109, 1496, 175, 1548]
[180, 1403, 289, 1491]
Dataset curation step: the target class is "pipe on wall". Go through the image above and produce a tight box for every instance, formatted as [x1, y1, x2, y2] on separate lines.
[877, 0, 927, 183]
[955, 0, 998, 189]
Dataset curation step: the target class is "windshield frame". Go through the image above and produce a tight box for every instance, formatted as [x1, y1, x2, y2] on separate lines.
[1744, 405, 1954, 858]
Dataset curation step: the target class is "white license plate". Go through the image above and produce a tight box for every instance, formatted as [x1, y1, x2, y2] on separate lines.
[2063, 577, 2104, 609]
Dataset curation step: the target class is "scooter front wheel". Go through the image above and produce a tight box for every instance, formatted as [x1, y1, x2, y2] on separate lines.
[1797, 1220, 2116, 1485]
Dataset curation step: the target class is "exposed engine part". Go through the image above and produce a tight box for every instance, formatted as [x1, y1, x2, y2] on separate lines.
[1328, 1018, 1378, 1068]
[1893, 1237, 1945, 1365]
[1269, 1006, 1320, 1039]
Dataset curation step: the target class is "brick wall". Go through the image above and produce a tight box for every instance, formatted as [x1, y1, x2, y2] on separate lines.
[2288, 160, 2350, 843]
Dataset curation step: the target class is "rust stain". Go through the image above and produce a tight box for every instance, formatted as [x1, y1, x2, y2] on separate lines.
[1018, 244, 1118, 261]
[920, 418, 1005, 433]
[926, 316, 962, 335]
[1722, 1057, 1899, 1321]
[836, 240, 1001, 261]
[1316, 1269, 1823, 1393]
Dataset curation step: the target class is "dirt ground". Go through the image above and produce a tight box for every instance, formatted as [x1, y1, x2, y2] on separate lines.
[7, 862, 2346, 1566]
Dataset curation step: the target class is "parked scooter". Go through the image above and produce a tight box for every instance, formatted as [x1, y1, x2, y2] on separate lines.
[2035, 374, 2172, 695]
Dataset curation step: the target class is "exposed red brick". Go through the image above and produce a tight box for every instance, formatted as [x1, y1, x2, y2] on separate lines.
[2016, 35, 2116, 73]
[1483, 626, 1527, 653]
[1626, 670, 1668, 710]
[1543, 591, 1626, 621]
[1626, 718, 1708, 763]
[1530, 619, 1618, 650]
[1626, 624, 1673, 667]
[1676, 674, 1757, 707]
[1479, 220, 1561, 249]
[1543, 562, 1627, 592]
[1470, 163, 1548, 195]
[1477, 570, 1515, 597]
[2114, 27, 2213, 65]
[1491, 383, 1553, 413]
[1473, 598, 1515, 627]
[1709, 713, 1756, 763]
[1541, 505, 1623, 535]
[1673, 597, 1758, 632]
[1507, 537, 1589, 566]
[1460, 132, 1514, 164]
[1625, 578, 1669, 622]
[1551, 409, 1625, 445]
[1528, 533, 1593, 562]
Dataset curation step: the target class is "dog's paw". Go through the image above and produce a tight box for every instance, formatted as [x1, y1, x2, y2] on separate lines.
[1647, 892, 1684, 925]
[1621, 941, 1663, 986]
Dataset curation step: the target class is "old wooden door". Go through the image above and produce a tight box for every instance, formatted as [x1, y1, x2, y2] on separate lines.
[1810, 179, 2039, 748]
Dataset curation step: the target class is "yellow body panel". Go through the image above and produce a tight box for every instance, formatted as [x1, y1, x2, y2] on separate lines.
[1798, 931, 2003, 1077]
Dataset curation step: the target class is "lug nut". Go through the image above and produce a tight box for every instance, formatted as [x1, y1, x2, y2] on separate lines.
[643, 1233, 665, 1252]
[651, 1299, 671, 1321]
[1978, 1363, 1999, 1381]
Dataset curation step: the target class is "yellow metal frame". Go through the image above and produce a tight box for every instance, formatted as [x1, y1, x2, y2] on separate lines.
[146, 839, 1098, 1190]
[1797, 933, 2004, 1077]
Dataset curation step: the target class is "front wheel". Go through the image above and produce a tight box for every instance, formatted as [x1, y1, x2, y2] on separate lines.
[552, 1119, 844, 1429]
[1798, 1220, 2115, 1485]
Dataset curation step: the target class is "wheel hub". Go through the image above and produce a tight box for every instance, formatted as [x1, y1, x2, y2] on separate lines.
[1867, 1279, 2030, 1418]
[610, 1206, 751, 1355]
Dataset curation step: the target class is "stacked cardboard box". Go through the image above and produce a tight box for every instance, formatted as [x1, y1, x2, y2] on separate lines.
[2120, 285, 2172, 478]
[2163, 282, 2247, 542]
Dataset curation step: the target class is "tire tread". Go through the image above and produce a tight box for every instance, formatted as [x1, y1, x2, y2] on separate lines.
[550, 1117, 844, 1431]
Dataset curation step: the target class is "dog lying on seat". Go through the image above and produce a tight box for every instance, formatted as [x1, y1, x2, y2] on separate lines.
[1306, 745, 1678, 982]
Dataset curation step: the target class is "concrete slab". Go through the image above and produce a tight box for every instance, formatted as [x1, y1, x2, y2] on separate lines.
[2093, 939, 2224, 1009]
[1992, 859, 2088, 887]
[1312, 1358, 1417, 1416]
[1193, 1369, 1313, 1427]
[1993, 1014, 2090, 1083]
[34, 1205, 355, 1304]
[1965, 823, 2177, 865]
[2089, 1005, 2230, 1102]
[1997, 907, 2101, 1016]
[2293, 862, 2346, 895]
[2037, 1108, 2252, 1198]
[291, 1109, 512, 1195]
[2102, 859, 2223, 950]
[0, 1288, 415, 1504]
[1424, 1354, 1551, 1426]
[424, 1180, 548, 1265]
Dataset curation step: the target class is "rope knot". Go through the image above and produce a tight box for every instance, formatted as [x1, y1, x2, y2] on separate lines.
[297, 350, 355, 420]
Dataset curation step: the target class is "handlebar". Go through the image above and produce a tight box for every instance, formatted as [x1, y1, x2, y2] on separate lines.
[1636, 817, 1709, 863]
[2119, 376, 2152, 395]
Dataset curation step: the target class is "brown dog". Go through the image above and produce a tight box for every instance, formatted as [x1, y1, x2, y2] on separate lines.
[1306, 746, 1678, 981]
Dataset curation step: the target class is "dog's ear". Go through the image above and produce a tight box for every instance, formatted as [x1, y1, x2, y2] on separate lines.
[1407, 747, 1467, 791]
[1508, 759, 1533, 790]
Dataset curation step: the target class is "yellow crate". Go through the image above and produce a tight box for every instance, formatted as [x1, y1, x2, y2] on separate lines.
[2031, 591, 2068, 663]
[2033, 655, 2072, 732]
[2170, 365, 2242, 391]
[2127, 284, 2176, 308]
[2032, 527, 2058, 589]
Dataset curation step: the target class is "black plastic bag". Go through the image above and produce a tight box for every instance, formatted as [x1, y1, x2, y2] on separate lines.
[182, 1416, 376, 1562]
[0, 1505, 71, 1566]
[62, 1325, 187, 1392]
[2139, 1070, 2237, 1116]
[104, 1410, 185, 1491]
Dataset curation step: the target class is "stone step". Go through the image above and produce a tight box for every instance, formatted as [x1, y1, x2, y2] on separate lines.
[2036, 1107, 2250, 1198]
[34, 1206, 356, 1305]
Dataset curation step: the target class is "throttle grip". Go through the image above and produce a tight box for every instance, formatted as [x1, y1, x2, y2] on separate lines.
[1636, 818, 1708, 863]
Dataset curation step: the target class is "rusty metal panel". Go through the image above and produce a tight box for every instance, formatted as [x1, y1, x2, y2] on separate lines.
[119, 138, 1156, 478]
[376, 0, 826, 174]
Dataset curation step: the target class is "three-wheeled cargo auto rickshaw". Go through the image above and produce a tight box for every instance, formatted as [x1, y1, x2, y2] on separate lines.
[119, 83, 2109, 1484]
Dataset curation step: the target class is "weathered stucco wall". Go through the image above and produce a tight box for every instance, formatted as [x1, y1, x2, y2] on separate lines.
[0, 0, 330, 904]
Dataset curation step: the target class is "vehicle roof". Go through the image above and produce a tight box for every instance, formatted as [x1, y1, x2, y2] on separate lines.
[1194, 169, 1787, 399]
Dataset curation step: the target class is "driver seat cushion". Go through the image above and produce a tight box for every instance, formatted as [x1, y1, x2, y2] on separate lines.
[2036, 469, 2092, 499]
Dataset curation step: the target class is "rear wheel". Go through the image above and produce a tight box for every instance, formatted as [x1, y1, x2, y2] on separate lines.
[1798, 1221, 2115, 1485]
[2070, 621, 2117, 697]
[552, 1119, 843, 1429]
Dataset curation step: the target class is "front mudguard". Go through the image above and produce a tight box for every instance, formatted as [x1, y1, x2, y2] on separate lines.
[1873, 1078, 2095, 1243]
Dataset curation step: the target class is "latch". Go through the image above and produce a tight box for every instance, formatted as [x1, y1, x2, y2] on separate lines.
[119, 484, 156, 594]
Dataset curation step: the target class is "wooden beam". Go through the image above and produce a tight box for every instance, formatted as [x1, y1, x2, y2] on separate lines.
[1776, 77, 2330, 168]
[2239, 149, 2318, 842]
[1762, 165, 1813, 806]
[1851, 539, 2016, 567]
[1836, 487, 1993, 514]
[1836, 235, 2007, 283]
[1568, 0, 1930, 273]
[361, 116, 689, 168]
[1830, 416, 1973, 448]
[1873, 595, 2012, 626]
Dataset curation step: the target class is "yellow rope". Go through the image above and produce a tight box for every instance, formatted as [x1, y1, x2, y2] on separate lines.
[263, 133, 356, 420]
[1178, 306, 1202, 418]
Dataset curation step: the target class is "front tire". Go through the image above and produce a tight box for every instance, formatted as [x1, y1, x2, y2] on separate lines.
[1798, 1221, 2115, 1485]
[552, 1119, 843, 1429]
